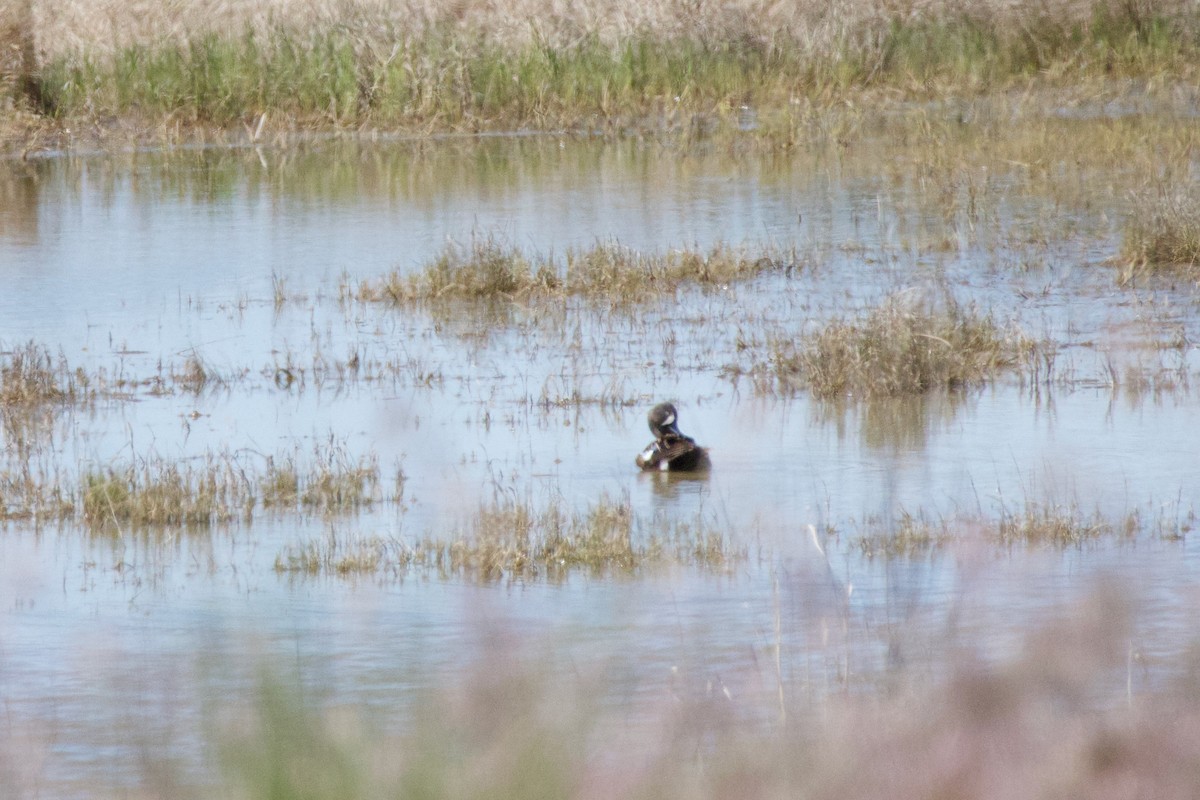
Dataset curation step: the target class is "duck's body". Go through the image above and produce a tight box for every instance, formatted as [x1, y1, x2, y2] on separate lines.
[635, 402, 709, 472]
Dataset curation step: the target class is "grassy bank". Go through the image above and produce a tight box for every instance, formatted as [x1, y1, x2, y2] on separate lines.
[3, 0, 1199, 147]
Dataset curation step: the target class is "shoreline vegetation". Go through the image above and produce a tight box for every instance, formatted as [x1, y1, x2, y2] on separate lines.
[3, 0, 1200, 153]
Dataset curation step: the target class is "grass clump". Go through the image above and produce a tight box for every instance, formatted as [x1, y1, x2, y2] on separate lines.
[856, 512, 951, 558]
[275, 532, 411, 576]
[260, 445, 384, 515]
[82, 456, 253, 529]
[0, 341, 90, 406]
[1119, 191, 1200, 281]
[355, 238, 560, 302]
[276, 495, 741, 581]
[769, 295, 1023, 399]
[71, 444, 388, 530]
[434, 498, 635, 580]
[436, 496, 741, 579]
[352, 239, 786, 305]
[995, 502, 1113, 547]
[563, 242, 785, 299]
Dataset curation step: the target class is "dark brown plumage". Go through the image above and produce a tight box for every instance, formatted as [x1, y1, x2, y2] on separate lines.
[635, 403, 710, 472]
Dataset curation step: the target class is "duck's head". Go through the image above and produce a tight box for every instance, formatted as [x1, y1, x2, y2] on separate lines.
[647, 402, 682, 439]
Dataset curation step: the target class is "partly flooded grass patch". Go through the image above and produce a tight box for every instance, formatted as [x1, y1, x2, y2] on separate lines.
[350, 238, 790, 305]
[276, 495, 742, 580]
[82, 458, 253, 529]
[854, 500, 1188, 558]
[1120, 190, 1200, 282]
[79, 445, 388, 531]
[757, 295, 1029, 399]
[0, 340, 93, 407]
[258, 442, 388, 515]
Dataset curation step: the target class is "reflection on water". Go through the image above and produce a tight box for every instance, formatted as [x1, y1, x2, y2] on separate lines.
[2, 130, 1200, 795]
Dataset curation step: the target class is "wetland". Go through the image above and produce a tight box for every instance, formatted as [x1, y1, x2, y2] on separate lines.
[4, 110, 1200, 797]
[4, 1, 1200, 796]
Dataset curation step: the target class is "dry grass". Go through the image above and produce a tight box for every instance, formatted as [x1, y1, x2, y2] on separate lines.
[77, 443, 387, 530]
[0, 340, 91, 406]
[563, 241, 787, 298]
[355, 238, 559, 302]
[274, 531, 412, 575]
[259, 445, 383, 515]
[7, 0, 1198, 145]
[855, 511, 952, 558]
[852, 501, 1175, 558]
[1119, 189, 1200, 282]
[82, 455, 254, 529]
[0, 462, 75, 522]
[766, 295, 1027, 399]
[26, 0, 1196, 64]
[995, 501, 1117, 547]
[352, 238, 788, 305]
[276, 494, 741, 580]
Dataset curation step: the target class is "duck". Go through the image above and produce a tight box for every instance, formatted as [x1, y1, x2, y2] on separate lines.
[635, 402, 710, 472]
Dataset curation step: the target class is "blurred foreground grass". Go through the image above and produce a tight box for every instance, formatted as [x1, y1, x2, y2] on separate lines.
[200, 585, 1200, 800]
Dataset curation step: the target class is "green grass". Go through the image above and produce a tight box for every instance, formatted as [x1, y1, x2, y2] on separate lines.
[20, 4, 1200, 134]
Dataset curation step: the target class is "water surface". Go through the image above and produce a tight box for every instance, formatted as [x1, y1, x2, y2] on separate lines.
[2, 131, 1200, 796]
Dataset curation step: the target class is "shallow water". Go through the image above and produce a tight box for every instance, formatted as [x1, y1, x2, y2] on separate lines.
[3, 131, 1200, 796]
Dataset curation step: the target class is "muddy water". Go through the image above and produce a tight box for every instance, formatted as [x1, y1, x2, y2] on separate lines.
[3, 133, 1200, 796]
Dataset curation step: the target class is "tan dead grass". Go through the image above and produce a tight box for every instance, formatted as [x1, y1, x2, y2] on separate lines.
[27, 0, 1194, 62]
[1120, 189, 1200, 282]
[767, 294, 1028, 399]
[276, 494, 741, 579]
[352, 238, 787, 305]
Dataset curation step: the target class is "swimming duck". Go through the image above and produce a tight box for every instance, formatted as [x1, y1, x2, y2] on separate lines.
[635, 402, 710, 472]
